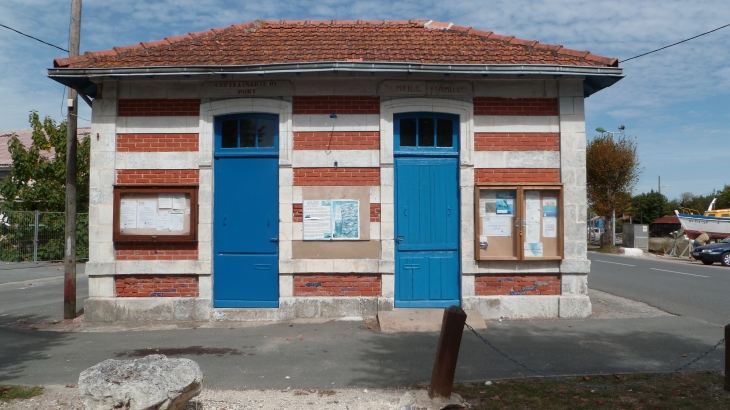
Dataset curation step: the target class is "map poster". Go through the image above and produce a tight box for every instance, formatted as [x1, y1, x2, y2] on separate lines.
[332, 200, 360, 240]
[302, 200, 333, 240]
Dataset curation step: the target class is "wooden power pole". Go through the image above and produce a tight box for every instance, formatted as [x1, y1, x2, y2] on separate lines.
[64, 0, 82, 320]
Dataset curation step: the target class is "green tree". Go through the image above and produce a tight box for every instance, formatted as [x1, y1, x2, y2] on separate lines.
[0, 111, 90, 211]
[631, 190, 669, 224]
[586, 134, 641, 246]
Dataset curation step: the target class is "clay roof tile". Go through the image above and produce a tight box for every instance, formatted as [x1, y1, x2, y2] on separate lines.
[57, 19, 617, 69]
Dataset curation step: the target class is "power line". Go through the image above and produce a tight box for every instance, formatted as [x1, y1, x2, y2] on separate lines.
[620, 22, 730, 63]
[0, 23, 69, 53]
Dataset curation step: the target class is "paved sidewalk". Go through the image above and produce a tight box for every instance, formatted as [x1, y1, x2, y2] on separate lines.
[0, 313, 724, 390]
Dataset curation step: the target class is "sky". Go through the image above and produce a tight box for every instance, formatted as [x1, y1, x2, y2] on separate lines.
[0, 0, 728, 201]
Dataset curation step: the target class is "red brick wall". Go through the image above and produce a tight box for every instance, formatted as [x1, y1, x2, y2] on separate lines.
[115, 275, 199, 297]
[370, 204, 381, 222]
[293, 274, 381, 296]
[115, 244, 198, 260]
[116, 169, 199, 185]
[473, 98, 559, 116]
[117, 99, 201, 117]
[293, 168, 380, 186]
[117, 133, 199, 152]
[293, 131, 380, 150]
[293, 203, 381, 222]
[474, 133, 560, 151]
[475, 274, 560, 296]
[474, 168, 560, 183]
[292, 96, 380, 114]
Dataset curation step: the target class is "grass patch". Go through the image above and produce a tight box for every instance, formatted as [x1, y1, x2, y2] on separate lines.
[453, 371, 729, 409]
[596, 245, 622, 254]
[318, 389, 336, 396]
[0, 385, 43, 401]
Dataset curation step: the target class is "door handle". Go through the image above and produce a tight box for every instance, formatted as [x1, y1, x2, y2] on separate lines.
[403, 207, 408, 217]
[223, 217, 227, 226]
[514, 218, 520, 227]
[270, 237, 279, 242]
[395, 236, 404, 244]
[447, 206, 451, 217]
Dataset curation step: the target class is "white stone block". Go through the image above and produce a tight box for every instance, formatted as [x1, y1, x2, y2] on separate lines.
[279, 274, 294, 297]
[279, 240, 292, 260]
[279, 185, 293, 204]
[369, 186, 381, 204]
[381, 273, 395, 297]
[293, 78, 378, 95]
[279, 167, 293, 187]
[198, 223, 212, 242]
[474, 116, 560, 133]
[561, 272, 588, 294]
[559, 295, 591, 318]
[199, 204, 212, 224]
[91, 152, 115, 169]
[198, 275, 212, 298]
[292, 114, 379, 132]
[559, 115, 586, 133]
[558, 80, 584, 97]
[198, 241, 212, 261]
[380, 167, 394, 187]
[89, 276, 115, 298]
[381, 219, 394, 239]
[379, 260, 395, 274]
[116, 116, 198, 134]
[292, 186, 303, 203]
[462, 275, 475, 296]
[279, 203, 293, 223]
[90, 187, 114, 205]
[370, 222, 381, 240]
[292, 150, 379, 168]
[380, 185, 394, 204]
[279, 222, 293, 242]
[292, 222, 303, 240]
[85, 262, 115, 276]
[306, 259, 334, 273]
[380, 204, 394, 223]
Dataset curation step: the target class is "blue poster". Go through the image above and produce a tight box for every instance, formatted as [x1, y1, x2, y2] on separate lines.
[495, 191, 515, 215]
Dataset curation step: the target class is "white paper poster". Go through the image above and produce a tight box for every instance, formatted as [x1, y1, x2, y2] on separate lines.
[479, 190, 496, 217]
[483, 215, 512, 236]
[524, 242, 544, 257]
[172, 194, 186, 210]
[158, 194, 173, 209]
[156, 210, 171, 231]
[543, 217, 557, 238]
[525, 191, 540, 211]
[525, 208, 541, 242]
[137, 200, 157, 229]
[303, 200, 333, 240]
[120, 200, 137, 229]
[170, 211, 184, 231]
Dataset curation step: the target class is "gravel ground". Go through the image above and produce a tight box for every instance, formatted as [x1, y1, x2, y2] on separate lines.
[0, 385, 410, 410]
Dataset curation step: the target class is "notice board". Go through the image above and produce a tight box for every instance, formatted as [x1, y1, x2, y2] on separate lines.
[475, 184, 563, 260]
[113, 186, 198, 243]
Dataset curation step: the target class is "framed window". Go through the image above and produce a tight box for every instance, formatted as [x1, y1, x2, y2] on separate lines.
[394, 112, 458, 155]
[113, 186, 198, 243]
[214, 113, 278, 156]
[474, 184, 563, 260]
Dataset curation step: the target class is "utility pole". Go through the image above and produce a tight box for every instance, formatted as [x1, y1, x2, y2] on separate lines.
[64, 0, 82, 320]
[658, 176, 661, 195]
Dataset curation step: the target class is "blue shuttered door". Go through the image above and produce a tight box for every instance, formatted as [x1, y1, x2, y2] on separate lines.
[394, 113, 460, 307]
[213, 114, 279, 308]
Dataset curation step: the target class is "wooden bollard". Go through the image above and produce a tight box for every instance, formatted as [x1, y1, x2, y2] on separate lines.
[429, 305, 467, 399]
[725, 323, 729, 392]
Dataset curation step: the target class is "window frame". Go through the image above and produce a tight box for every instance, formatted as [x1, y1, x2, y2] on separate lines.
[214, 113, 279, 157]
[393, 112, 459, 156]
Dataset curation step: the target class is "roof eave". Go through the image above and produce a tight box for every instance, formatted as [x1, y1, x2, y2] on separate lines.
[48, 61, 623, 98]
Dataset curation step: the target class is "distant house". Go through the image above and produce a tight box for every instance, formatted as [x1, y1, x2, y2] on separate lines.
[650, 215, 681, 237]
[0, 128, 90, 180]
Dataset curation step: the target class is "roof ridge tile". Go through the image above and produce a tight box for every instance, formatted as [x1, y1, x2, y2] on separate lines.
[141, 39, 170, 49]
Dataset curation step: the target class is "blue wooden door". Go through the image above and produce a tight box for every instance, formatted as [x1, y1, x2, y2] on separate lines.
[214, 114, 279, 308]
[394, 113, 460, 307]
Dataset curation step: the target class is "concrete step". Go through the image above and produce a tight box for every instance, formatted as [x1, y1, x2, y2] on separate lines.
[377, 308, 486, 333]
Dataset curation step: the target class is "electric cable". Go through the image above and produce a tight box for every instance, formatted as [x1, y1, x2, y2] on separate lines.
[620, 22, 730, 63]
[0, 23, 69, 52]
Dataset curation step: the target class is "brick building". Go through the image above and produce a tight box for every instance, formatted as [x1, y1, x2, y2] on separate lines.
[49, 19, 622, 322]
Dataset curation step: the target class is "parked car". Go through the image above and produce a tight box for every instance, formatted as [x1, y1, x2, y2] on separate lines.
[691, 237, 730, 266]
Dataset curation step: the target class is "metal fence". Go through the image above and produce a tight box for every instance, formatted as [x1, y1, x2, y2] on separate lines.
[0, 211, 89, 263]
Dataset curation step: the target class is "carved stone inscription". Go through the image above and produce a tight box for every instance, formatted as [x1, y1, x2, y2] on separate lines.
[201, 80, 293, 97]
[379, 81, 472, 96]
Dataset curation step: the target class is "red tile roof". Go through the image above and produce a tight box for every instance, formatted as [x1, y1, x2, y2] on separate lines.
[54, 20, 618, 69]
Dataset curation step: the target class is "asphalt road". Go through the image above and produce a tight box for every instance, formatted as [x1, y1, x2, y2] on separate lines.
[588, 252, 730, 326]
[0, 259, 725, 389]
[0, 262, 87, 326]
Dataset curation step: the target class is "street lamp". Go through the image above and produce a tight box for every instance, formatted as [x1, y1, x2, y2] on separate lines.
[595, 125, 626, 246]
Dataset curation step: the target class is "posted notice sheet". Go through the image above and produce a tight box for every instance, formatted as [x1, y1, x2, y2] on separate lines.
[120, 200, 137, 229]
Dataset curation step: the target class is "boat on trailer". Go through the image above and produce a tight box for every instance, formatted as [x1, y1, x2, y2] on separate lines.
[675, 199, 730, 240]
